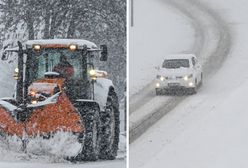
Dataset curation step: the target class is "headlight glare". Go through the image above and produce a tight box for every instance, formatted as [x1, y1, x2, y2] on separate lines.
[184, 74, 193, 81]
[160, 76, 165, 81]
[183, 76, 189, 81]
[31, 100, 38, 104]
[89, 69, 96, 76]
[69, 44, 77, 51]
[33, 44, 41, 50]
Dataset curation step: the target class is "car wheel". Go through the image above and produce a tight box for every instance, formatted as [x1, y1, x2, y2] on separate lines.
[190, 87, 197, 94]
[199, 73, 203, 86]
[155, 88, 162, 95]
[189, 79, 197, 94]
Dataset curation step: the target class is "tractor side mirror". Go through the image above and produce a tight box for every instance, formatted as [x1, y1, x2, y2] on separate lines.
[100, 45, 108, 61]
[1, 51, 8, 60]
[1, 45, 9, 60]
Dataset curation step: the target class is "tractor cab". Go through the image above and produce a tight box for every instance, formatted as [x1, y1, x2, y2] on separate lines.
[2, 39, 108, 105]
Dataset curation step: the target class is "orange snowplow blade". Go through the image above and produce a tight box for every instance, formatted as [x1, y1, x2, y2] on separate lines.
[0, 107, 24, 136]
[0, 94, 83, 137]
[26, 92, 83, 136]
[29, 78, 65, 95]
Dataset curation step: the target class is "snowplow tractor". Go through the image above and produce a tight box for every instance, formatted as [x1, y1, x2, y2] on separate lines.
[0, 39, 120, 161]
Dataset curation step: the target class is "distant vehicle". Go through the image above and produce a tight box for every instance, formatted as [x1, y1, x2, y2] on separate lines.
[155, 54, 203, 95]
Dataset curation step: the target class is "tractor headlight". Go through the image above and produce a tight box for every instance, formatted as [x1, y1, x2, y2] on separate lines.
[33, 44, 41, 51]
[69, 44, 77, 51]
[89, 69, 97, 81]
[13, 67, 19, 80]
[31, 100, 38, 104]
[89, 69, 96, 76]
[15, 68, 19, 73]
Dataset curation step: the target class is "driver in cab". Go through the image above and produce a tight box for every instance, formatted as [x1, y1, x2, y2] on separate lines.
[53, 54, 74, 79]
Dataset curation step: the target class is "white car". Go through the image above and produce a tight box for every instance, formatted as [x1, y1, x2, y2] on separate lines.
[155, 54, 203, 95]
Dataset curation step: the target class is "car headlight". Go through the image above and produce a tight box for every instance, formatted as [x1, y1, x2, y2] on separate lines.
[160, 76, 165, 81]
[183, 74, 193, 81]
[189, 82, 194, 87]
[183, 76, 188, 81]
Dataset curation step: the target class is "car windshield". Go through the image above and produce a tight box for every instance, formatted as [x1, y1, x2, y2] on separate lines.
[162, 59, 190, 69]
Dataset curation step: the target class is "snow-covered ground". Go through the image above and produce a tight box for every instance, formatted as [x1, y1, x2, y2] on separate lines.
[129, 0, 194, 96]
[0, 134, 126, 168]
[0, 159, 124, 168]
[131, 0, 248, 167]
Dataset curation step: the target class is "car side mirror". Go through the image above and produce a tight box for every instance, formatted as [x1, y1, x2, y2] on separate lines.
[100, 45, 108, 61]
[1, 51, 8, 60]
[155, 66, 160, 70]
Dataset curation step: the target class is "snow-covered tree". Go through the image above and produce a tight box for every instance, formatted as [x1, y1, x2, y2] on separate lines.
[0, 0, 126, 100]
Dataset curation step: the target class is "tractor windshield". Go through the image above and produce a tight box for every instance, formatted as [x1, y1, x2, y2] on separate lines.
[28, 48, 87, 80]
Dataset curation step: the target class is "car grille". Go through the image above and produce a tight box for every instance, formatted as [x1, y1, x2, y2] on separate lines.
[166, 76, 183, 80]
[168, 83, 180, 87]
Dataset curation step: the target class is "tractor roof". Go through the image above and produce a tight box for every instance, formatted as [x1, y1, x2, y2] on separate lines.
[26, 39, 98, 49]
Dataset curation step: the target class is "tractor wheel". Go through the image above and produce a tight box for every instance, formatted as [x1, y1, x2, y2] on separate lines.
[72, 104, 101, 161]
[99, 90, 120, 160]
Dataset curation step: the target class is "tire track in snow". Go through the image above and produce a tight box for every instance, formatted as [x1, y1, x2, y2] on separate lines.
[129, 0, 232, 143]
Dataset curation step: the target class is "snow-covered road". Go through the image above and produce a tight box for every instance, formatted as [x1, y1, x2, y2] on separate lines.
[0, 159, 124, 168]
[129, 0, 232, 142]
[131, 0, 248, 167]
[0, 133, 126, 168]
